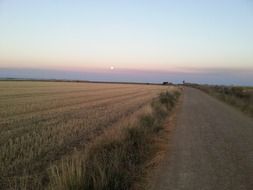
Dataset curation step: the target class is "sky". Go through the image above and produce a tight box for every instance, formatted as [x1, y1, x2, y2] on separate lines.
[0, 0, 253, 85]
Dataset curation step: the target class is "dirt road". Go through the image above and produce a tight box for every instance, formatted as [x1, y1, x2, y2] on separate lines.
[151, 87, 253, 190]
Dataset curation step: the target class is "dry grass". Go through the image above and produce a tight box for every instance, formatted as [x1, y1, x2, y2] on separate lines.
[0, 81, 177, 189]
[47, 91, 180, 190]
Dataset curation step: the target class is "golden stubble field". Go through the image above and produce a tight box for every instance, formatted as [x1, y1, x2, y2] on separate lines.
[0, 81, 176, 188]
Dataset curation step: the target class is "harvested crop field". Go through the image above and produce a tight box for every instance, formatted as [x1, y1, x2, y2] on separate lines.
[0, 81, 175, 189]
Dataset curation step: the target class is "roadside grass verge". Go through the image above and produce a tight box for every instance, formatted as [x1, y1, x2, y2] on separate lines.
[48, 90, 180, 190]
[188, 84, 253, 117]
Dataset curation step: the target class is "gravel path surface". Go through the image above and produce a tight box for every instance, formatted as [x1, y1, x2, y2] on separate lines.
[151, 87, 253, 190]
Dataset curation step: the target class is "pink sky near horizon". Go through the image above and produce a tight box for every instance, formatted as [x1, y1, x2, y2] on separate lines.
[1, 56, 252, 74]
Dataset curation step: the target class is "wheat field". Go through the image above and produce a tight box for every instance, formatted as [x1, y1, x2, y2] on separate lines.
[0, 81, 174, 188]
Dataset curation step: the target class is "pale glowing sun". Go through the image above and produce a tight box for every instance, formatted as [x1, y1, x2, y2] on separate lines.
[110, 66, 115, 70]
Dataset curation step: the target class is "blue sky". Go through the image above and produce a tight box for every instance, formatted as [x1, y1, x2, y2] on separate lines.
[0, 0, 253, 85]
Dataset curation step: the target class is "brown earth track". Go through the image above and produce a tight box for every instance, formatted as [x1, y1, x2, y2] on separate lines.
[151, 87, 253, 190]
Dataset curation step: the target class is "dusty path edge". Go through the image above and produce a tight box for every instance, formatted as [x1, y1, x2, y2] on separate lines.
[140, 90, 184, 190]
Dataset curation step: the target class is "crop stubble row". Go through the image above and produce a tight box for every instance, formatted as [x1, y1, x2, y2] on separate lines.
[0, 81, 171, 184]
